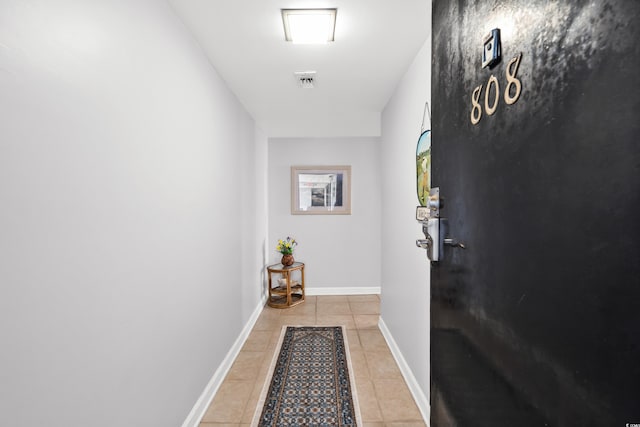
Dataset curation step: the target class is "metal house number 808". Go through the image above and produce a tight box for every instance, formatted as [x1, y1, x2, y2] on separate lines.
[470, 53, 522, 125]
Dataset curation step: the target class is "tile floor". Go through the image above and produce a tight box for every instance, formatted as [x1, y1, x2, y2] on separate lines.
[199, 294, 426, 427]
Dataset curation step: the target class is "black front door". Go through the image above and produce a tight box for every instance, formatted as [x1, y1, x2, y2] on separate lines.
[429, 1, 640, 426]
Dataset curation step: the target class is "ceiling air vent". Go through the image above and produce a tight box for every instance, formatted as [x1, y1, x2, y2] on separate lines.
[294, 71, 316, 89]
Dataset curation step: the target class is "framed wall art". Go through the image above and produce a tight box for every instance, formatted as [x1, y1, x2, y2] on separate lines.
[291, 166, 351, 215]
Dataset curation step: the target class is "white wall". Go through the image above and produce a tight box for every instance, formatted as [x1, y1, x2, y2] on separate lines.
[246, 126, 270, 307]
[268, 138, 381, 291]
[0, 1, 265, 426]
[380, 27, 432, 409]
[259, 112, 381, 139]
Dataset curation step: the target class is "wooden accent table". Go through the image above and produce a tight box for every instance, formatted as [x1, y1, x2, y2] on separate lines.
[266, 262, 305, 308]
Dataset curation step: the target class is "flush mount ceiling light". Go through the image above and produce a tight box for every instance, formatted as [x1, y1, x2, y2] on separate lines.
[281, 9, 337, 44]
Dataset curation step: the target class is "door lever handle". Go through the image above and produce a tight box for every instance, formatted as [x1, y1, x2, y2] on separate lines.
[443, 238, 466, 249]
[416, 236, 435, 261]
[416, 237, 432, 249]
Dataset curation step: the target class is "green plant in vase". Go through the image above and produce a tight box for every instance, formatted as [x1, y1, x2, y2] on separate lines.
[276, 237, 297, 266]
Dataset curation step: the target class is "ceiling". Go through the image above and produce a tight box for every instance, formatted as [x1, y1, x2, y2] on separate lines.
[169, 0, 430, 137]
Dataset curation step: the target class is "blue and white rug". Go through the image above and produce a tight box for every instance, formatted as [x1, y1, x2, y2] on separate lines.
[251, 326, 362, 426]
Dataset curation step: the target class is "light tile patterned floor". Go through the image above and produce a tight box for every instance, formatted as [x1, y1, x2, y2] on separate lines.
[199, 295, 426, 427]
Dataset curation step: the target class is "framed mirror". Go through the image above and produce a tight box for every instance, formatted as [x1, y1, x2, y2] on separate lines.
[291, 166, 351, 215]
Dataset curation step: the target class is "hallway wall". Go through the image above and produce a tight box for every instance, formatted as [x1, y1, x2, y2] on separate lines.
[0, 1, 266, 426]
[268, 137, 381, 291]
[379, 31, 432, 413]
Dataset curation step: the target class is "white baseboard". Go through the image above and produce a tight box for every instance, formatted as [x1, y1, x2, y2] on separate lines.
[181, 296, 266, 427]
[378, 317, 431, 426]
[306, 286, 381, 296]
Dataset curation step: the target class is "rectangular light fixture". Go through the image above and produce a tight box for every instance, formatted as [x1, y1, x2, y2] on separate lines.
[281, 9, 337, 44]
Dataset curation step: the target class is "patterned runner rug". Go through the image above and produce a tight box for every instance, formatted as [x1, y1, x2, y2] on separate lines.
[251, 326, 362, 426]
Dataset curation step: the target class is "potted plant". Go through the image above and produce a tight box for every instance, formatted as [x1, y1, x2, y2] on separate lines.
[276, 237, 297, 266]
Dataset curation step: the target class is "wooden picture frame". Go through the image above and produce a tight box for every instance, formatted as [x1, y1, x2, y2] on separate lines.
[291, 166, 351, 215]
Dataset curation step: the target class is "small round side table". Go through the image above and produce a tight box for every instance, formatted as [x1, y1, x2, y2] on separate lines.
[266, 262, 305, 308]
